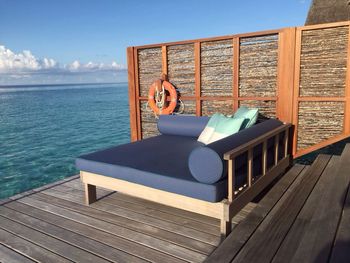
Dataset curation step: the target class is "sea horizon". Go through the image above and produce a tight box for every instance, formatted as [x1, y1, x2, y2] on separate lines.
[0, 81, 128, 88]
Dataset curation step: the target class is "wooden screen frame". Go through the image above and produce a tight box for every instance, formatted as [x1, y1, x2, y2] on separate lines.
[292, 21, 350, 157]
[127, 21, 350, 157]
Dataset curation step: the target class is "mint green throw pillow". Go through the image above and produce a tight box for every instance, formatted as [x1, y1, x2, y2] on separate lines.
[207, 116, 245, 144]
[198, 113, 245, 144]
[197, 113, 223, 144]
[234, 106, 259, 129]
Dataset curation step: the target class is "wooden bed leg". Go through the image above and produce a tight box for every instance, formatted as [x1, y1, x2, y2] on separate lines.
[220, 219, 232, 241]
[220, 201, 232, 241]
[84, 184, 97, 205]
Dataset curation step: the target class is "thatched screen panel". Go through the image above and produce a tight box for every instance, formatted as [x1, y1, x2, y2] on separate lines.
[297, 101, 345, 149]
[201, 100, 234, 116]
[239, 35, 278, 97]
[167, 44, 195, 96]
[138, 48, 162, 97]
[293, 22, 350, 156]
[200, 40, 233, 96]
[128, 21, 350, 157]
[140, 101, 159, 139]
[299, 26, 349, 97]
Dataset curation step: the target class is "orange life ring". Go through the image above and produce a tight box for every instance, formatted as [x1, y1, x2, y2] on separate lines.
[148, 80, 177, 115]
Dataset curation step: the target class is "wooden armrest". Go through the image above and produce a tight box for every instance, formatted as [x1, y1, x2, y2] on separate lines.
[225, 123, 292, 202]
[224, 123, 291, 160]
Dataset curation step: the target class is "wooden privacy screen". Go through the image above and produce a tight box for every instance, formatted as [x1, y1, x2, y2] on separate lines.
[127, 21, 350, 157]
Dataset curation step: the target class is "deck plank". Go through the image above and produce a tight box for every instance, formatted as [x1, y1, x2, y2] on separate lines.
[64, 179, 221, 226]
[0, 244, 34, 263]
[0, 228, 69, 263]
[0, 215, 109, 263]
[205, 164, 306, 263]
[272, 156, 348, 263]
[15, 195, 207, 262]
[231, 154, 331, 263]
[50, 184, 221, 235]
[32, 191, 217, 254]
[5, 201, 185, 263]
[56, 183, 256, 228]
[0, 205, 147, 263]
[41, 187, 221, 241]
[64, 178, 255, 227]
[0, 229, 70, 263]
[330, 144, 350, 263]
[330, 184, 350, 263]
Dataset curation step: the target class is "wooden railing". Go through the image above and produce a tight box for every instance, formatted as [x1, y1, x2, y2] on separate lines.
[224, 123, 292, 215]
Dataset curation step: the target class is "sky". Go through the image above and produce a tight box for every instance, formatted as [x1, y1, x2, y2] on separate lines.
[0, 0, 312, 85]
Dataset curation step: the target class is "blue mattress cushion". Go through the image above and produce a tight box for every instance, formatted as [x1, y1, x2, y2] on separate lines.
[188, 119, 283, 184]
[76, 134, 229, 202]
[76, 118, 284, 202]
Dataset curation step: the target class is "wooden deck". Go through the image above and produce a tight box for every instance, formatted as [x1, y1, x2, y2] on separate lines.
[1, 145, 350, 262]
[0, 174, 255, 262]
[206, 144, 350, 263]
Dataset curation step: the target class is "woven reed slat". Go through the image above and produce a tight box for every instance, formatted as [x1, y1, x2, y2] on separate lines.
[167, 44, 195, 96]
[201, 40, 233, 96]
[239, 35, 278, 97]
[201, 100, 234, 116]
[299, 26, 349, 97]
[138, 48, 162, 97]
[297, 101, 345, 149]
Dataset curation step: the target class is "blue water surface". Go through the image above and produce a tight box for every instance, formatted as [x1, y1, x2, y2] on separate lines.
[0, 83, 130, 199]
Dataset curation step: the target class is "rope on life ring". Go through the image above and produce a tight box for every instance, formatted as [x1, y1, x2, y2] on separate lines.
[148, 79, 177, 116]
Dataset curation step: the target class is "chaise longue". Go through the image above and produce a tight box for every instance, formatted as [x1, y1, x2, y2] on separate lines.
[76, 115, 291, 239]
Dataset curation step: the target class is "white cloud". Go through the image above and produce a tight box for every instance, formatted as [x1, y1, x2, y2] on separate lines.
[0, 45, 126, 76]
[0, 45, 53, 72]
[67, 60, 81, 71]
[42, 58, 58, 69]
[65, 60, 126, 72]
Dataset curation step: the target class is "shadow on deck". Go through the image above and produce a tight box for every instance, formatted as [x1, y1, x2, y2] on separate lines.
[1, 145, 350, 262]
[206, 144, 350, 263]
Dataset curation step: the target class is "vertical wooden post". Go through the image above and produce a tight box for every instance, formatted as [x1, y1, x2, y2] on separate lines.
[127, 47, 138, 142]
[262, 141, 267, 175]
[220, 201, 232, 240]
[276, 27, 296, 123]
[274, 134, 280, 165]
[220, 219, 231, 240]
[133, 48, 142, 140]
[84, 184, 97, 205]
[247, 149, 253, 187]
[162, 46, 168, 76]
[344, 26, 350, 134]
[292, 28, 303, 155]
[228, 159, 234, 202]
[284, 129, 289, 158]
[233, 38, 240, 111]
[195, 42, 201, 116]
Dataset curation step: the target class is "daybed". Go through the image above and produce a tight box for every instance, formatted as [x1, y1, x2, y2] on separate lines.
[76, 115, 291, 239]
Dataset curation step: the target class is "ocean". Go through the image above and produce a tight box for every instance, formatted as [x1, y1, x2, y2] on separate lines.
[0, 83, 130, 199]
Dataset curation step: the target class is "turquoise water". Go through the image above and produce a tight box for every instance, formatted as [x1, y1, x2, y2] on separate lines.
[0, 83, 130, 199]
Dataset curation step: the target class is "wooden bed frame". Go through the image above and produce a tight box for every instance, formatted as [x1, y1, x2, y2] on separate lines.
[81, 123, 292, 240]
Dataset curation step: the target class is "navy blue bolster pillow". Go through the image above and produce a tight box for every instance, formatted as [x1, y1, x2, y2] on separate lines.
[158, 115, 209, 137]
[188, 119, 284, 184]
